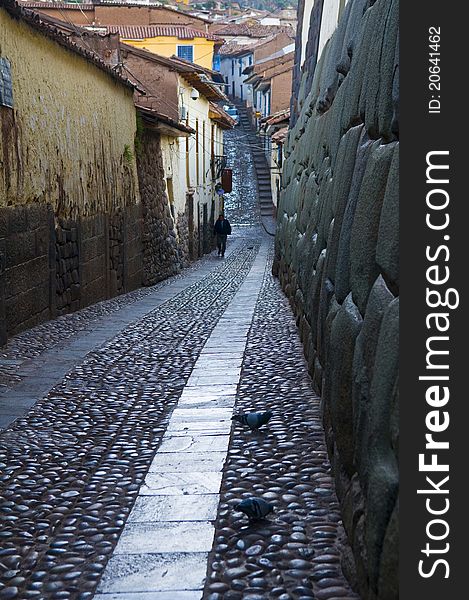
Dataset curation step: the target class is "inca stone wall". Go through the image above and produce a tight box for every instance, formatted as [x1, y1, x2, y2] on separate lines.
[55, 219, 80, 315]
[136, 130, 181, 285]
[273, 1, 399, 599]
[0, 204, 145, 342]
[0, 204, 54, 343]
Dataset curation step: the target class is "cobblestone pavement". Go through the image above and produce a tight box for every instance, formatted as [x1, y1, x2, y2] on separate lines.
[223, 128, 260, 228]
[203, 247, 359, 600]
[0, 126, 359, 599]
[0, 234, 262, 599]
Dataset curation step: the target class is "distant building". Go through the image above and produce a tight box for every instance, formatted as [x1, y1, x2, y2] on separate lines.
[219, 30, 295, 103]
[243, 50, 294, 122]
[107, 24, 222, 69]
[259, 110, 290, 209]
[118, 44, 234, 262]
[20, 2, 221, 69]
[19, 2, 212, 31]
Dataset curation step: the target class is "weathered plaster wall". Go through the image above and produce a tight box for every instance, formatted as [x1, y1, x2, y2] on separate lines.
[273, 1, 399, 598]
[0, 9, 139, 218]
[0, 7, 143, 342]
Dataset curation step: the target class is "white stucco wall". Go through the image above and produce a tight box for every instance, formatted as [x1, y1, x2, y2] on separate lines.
[300, 0, 349, 67]
[220, 53, 254, 103]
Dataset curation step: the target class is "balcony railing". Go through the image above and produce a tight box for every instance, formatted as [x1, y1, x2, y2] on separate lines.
[211, 154, 227, 180]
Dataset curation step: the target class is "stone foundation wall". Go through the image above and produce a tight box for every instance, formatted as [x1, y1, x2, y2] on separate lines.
[176, 209, 191, 267]
[0, 204, 54, 342]
[273, 1, 399, 599]
[137, 130, 181, 285]
[55, 219, 80, 315]
[0, 203, 144, 342]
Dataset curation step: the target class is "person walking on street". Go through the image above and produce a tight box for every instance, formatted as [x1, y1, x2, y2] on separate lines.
[214, 213, 231, 257]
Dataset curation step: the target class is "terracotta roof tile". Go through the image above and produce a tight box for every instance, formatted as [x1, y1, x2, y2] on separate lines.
[107, 24, 222, 41]
[211, 22, 294, 39]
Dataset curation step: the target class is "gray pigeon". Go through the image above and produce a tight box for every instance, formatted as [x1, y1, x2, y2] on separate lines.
[235, 497, 274, 521]
[231, 410, 273, 431]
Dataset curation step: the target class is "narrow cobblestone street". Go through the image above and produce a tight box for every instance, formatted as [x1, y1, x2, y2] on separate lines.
[1, 126, 357, 600]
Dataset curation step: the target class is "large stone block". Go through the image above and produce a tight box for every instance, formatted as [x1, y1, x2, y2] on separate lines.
[80, 254, 106, 286]
[352, 275, 395, 483]
[81, 236, 101, 263]
[316, 275, 335, 365]
[5, 282, 49, 333]
[0, 207, 7, 238]
[326, 293, 363, 476]
[308, 248, 326, 344]
[391, 34, 399, 137]
[377, 0, 399, 142]
[5, 256, 49, 299]
[377, 499, 398, 600]
[365, 458, 398, 596]
[337, 4, 376, 133]
[326, 124, 364, 284]
[360, 0, 398, 141]
[26, 202, 51, 230]
[335, 133, 376, 303]
[369, 298, 399, 457]
[340, 472, 365, 546]
[337, 0, 370, 77]
[6, 205, 27, 234]
[6, 231, 37, 268]
[350, 141, 397, 314]
[376, 144, 399, 290]
[316, 0, 352, 114]
[81, 276, 107, 307]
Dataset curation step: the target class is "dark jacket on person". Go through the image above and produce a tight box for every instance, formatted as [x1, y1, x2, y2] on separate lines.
[214, 218, 231, 236]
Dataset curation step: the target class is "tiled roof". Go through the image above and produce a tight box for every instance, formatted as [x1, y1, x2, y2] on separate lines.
[271, 126, 288, 144]
[211, 22, 293, 38]
[20, 1, 213, 23]
[107, 24, 222, 41]
[218, 41, 254, 56]
[263, 109, 290, 126]
[21, 1, 94, 8]
[209, 102, 236, 128]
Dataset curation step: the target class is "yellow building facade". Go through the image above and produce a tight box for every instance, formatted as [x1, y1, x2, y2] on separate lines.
[0, 7, 139, 218]
[109, 25, 220, 70]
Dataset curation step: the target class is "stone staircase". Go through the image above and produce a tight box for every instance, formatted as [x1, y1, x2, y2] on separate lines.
[234, 102, 275, 222]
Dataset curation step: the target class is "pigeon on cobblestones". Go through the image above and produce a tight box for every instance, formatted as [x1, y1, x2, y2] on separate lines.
[236, 497, 274, 521]
[231, 410, 273, 431]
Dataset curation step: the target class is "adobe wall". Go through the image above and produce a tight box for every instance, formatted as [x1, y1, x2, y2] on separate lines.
[0, 6, 143, 343]
[273, 1, 399, 598]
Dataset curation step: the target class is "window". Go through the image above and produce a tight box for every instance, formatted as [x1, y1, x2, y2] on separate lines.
[0, 58, 13, 108]
[177, 45, 194, 62]
[249, 55, 253, 66]
[231, 59, 235, 76]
